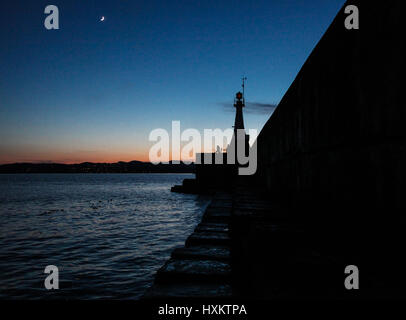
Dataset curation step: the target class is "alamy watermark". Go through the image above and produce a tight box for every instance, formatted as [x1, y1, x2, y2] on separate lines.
[44, 5, 59, 30]
[344, 5, 359, 30]
[44, 265, 59, 290]
[148, 121, 258, 176]
[344, 265, 359, 290]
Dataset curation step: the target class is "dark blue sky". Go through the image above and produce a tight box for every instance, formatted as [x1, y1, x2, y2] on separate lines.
[0, 0, 345, 163]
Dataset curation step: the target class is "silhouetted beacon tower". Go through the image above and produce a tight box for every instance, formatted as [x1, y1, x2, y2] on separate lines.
[234, 91, 245, 131]
[229, 88, 250, 161]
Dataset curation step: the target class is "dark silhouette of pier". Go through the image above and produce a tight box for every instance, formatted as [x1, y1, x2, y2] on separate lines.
[147, 0, 406, 300]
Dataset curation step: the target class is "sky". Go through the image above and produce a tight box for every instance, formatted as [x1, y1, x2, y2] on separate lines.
[0, 0, 345, 164]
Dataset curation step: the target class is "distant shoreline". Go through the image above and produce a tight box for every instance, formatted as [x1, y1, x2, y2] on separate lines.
[0, 161, 194, 174]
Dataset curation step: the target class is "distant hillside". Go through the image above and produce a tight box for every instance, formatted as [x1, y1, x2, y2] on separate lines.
[0, 161, 194, 173]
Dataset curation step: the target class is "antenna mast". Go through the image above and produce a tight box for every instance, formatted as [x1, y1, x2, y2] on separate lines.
[241, 76, 247, 104]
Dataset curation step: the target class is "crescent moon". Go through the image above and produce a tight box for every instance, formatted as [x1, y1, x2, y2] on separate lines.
[100, 16, 105, 22]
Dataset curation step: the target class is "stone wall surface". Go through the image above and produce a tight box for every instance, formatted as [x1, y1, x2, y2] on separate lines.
[255, 0, 406, 220]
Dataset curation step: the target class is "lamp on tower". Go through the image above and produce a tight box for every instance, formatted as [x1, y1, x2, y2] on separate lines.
[234, 91, 244, 107]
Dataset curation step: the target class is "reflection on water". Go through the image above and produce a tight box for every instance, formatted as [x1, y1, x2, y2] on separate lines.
[0, 173, 210, 299]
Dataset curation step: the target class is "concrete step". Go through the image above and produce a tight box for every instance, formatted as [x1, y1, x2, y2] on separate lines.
[209, 199, 233, 209]
[186, 231, 231, 247]
[171, 245, 231, 262]
[252, 222, 304, 235]
[202, 215, 230, 223]
[155, 258, 231, 283]
[195, 222, 229, 233]
[205, 207, 232, 215]
[233, 208, 287, 222]
[212, 193, 233, 201]
[144, 282, 233, 299]
[233, 201, 273, 210]
[202, 208, 232, 223]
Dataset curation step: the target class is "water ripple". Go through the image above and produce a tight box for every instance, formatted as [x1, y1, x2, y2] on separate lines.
[0, 173, 210, 300]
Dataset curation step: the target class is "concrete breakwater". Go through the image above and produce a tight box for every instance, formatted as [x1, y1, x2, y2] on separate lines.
[145, 0, 406, 299]
[251, 0, 406, 294]
[144, 192, 233, 299]
[144, 184, 352, 300]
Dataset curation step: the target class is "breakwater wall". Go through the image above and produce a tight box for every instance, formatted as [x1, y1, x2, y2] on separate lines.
[146, 1, 406, 300]
[253, 0, 406, 281]
[255, 0, 405, 217]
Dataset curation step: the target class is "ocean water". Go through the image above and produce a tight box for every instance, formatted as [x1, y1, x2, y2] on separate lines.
[0, 173, 210, 300]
